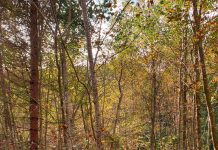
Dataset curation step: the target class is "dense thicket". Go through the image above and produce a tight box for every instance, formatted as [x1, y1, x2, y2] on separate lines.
[0, 0, 217, 149]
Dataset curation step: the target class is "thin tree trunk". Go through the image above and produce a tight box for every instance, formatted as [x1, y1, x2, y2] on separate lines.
[54, 34, 67, 149]
[60, 42, 73, 150]
[6, 69, 19, 149]
[113, 64, 123, 135]
[81, 104, 89, 143]
[58, 2, 75, 147]
[182, 28, 188, 150]
[51, 9, 68, 149]
[101, 62, 106, 129]
[158, 96, 162, 149]
[44, 64, 51, 150]
[150, 58, 157, 150]
[0, 48, 12, 150]
[39, 54, 43, 150]
[80, 0, 103, 149]
[208, 120, 212, 150]
[38, 13, 44, 150]
[111, 64, 123, 149]
[29, 0, 40, 149]
[192, 94, 197, 150]
[178, 51, 183, 150]
[0, 9, 15, 150]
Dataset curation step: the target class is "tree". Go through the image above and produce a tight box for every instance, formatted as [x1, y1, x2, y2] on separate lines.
[0, 0, 217, 149]
[192, 0, 218, 149]
[80, 0, 103, 149]
[29, 0, 40, 149]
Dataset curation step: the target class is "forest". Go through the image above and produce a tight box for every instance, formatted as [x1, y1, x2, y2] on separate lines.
[0, 0, 218, 149]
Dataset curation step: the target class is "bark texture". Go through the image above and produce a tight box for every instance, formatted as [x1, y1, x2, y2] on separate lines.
[29, 0, 40, 149]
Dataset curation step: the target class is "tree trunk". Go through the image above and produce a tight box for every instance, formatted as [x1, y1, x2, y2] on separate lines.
[0, 48, 13, 150]
[182, 27, 188, 150]
[193, 24, 202, 150]
[0, 9, 16, 149]
[60, 43, 73, 149]
[29, 0, 40, 149]
[192, 0, 218, 149]
[150, 58, 157, 150]
[54, 33, 67, 149]
[44, 65, 51, 149]
[51, 10, 68, 148]
[178, 52, 182, 150]
[198, 38, 218, 150]
[80, 0, 103, 149]
[111, 64, 123, 149]
[192, 1, 202, 149]
[113, 64, 123, 135]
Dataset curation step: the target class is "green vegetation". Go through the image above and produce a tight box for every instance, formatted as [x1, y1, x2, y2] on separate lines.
[0, 0, 217, 149]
